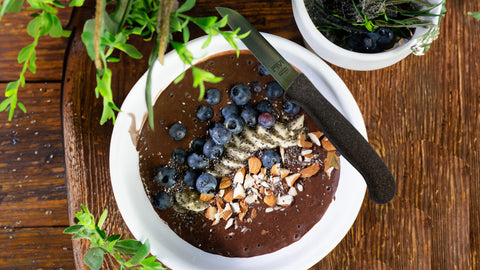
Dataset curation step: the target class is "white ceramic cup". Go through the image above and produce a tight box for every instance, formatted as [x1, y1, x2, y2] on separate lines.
[292, 0, 445, 70]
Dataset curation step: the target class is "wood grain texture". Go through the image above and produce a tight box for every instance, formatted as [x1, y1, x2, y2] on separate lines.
[61, 0, 480, 269]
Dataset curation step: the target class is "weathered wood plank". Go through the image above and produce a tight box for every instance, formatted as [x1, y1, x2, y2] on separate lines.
[0, 83, 68, 227]
[0, 226, 74, 269]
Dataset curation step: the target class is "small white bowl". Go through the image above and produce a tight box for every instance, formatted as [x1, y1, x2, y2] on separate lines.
[110, 33, 367, 269]
[292, 0, 445, 70]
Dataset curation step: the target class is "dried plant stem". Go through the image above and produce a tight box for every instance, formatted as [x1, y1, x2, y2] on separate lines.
[94, 0, 104, 70]
[156, 0, 177, 64]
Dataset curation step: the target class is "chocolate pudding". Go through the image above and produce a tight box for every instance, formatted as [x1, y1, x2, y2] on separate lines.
[137, 50, 340, 257]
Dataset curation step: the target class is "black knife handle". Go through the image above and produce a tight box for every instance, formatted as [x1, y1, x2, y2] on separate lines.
[285, 73, 396, 204]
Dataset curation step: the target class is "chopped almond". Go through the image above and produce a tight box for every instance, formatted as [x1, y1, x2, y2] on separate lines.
[248, 157, 262, 174]
[233, 184, 246, 200]
[200, 193, 214, 202]
[205, 206, 217, 220]
[277, 195, 293, 206]
[299, 134, 313, 148]
[250, 208, 257, 219]
[285, 173, 301, 187]
[264, 195, 277, 207]
[271, 163, 282, 176]
[223, 187, 234, 203]
[279, 168, 290, 178]
[233, 167, 246, 184]
[219, 177, 232, 189]
[215, 197, 225, 211]
[299, 162, 321, 178]
[321, 137, 336, 151]
[307, 132, 321, 146]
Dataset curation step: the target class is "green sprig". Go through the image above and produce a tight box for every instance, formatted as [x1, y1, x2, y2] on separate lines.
[64, 205, 165, 270]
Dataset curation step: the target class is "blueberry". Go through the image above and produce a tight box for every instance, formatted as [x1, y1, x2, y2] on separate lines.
[171, 148, 187, 164]
[364, 33, 380, 52]
[221, 104, 239, 118]
[191, 137, 206, 153]
[203, 140, 224, 159]
[375, 27, 394, 47]
[168, 122, 186, 141]
[241, 105, 258, 126]
[187, 153, 209, 170]
[249, 81, 263, 93]
[258, 64, 270, 76]
[346, 33, 380, 53]
[261, 149, 281, 169]
[230, 83, 251, 106]
[224, 114, 245, 135]
[265, 81, 284, 100]
[205, 88, 221, 105]
[256, 99, 273, 113]
[283, 100, 301, 115]
[196, 105, 213, 122]
[258, 112, 275, 128]
[152, 191, 171, 210]
[196, 173, 217, 194]
[209, 124, 232, 145]
[183, 170, 199, 187]
[154, 166, 177, 187]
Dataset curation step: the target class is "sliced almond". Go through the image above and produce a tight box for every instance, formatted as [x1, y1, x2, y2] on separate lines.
[233, 167, 246, 184]
[260, 167, 267, 175]
[219, 177, 232, 189]
[311, 131, 323, 138]
[299, 162, 320, 178]
[288, 187, 298, 196]
[321, 137, 336, 151]
[276, 195, 294, 206]
[264, 195, 277, 207]
[285, 173, 301, 187]
[248, 157, 262, 174]
[205, 206, 218, 220]
[238, 212, 247, 221]
[307, 132, 321, 146]
[298, 134, 313, 148]
[212, 213, 221, 226]
[223, 187, 234, 203]
[279, 147, 286, 163]
[244, 194, 257, 205]
[233, 184, 246, 199]
[304, 153, 314, 159]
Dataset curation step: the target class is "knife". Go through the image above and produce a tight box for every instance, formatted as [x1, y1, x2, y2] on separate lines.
[216, 7, 396, 204]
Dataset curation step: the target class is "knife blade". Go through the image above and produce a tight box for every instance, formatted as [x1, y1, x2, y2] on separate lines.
[217, 7, 396, 204]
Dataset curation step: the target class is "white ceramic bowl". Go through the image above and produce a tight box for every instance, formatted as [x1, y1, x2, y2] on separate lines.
[110, 33, 367, 270]
[292, 0, 444, 70]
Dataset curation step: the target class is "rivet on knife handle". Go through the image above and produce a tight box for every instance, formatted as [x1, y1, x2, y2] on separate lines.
[216, 7, 396, 204]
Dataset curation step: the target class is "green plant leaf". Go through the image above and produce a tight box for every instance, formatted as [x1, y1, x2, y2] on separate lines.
[127, 240, 150, 266]
[0, 0, 24, 18]
[469, 11, 480, 20]
[17, 102, 27, 113]
[115, 43, 143, 59]
[28, 51, 37, 73]
[48, 14, 64, 38]
[63, 224, 85, 234]
[26, 15, 42, 37]
[69, 0, 85, 7]
[5, 80, 20, 97]
[114, 239, 143, 255]
[17, 44, 34, 64]
[0, 97, 13, 112]
[170, 41, 193, 64]
[84, 248, 105, 270]
[176, 0, 195, 13]
[97, 209, 108, 229]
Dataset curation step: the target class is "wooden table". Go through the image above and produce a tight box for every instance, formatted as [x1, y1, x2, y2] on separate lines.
[1, 0, 479, 269]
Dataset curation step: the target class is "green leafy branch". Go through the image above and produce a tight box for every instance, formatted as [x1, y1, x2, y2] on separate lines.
[0, 0, 76, 120]
[64, 205, 165, 270]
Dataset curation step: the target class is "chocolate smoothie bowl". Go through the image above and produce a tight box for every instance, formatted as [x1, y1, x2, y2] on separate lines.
[110, 34, 367, 269]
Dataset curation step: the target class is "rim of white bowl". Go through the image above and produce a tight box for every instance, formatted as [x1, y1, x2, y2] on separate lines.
[110, 33, 367, 270]
[292, 0, 443, 70]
